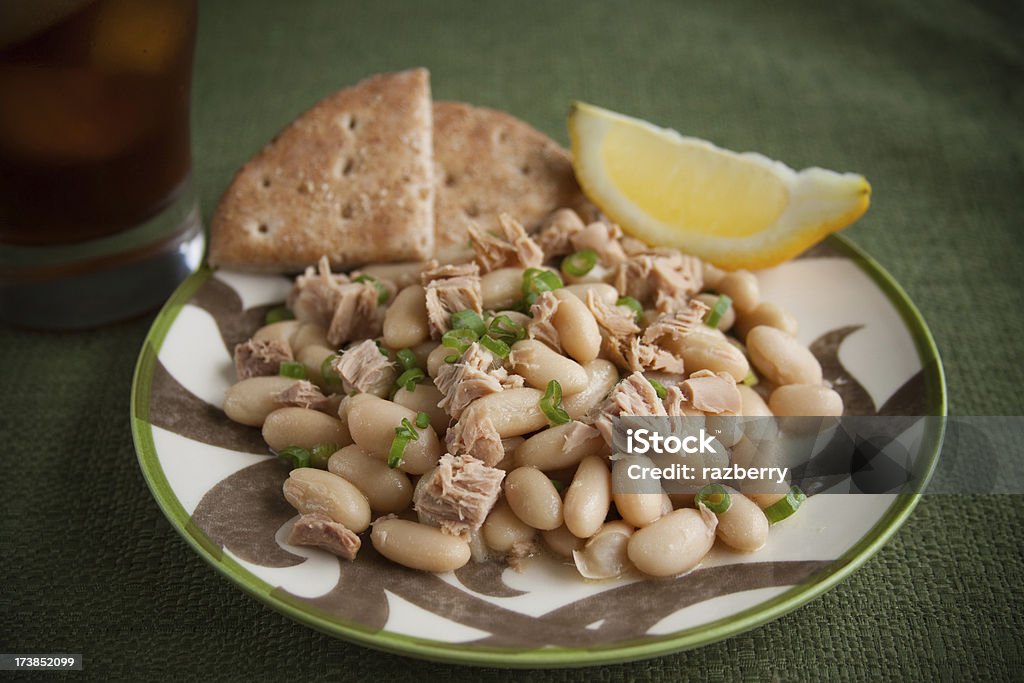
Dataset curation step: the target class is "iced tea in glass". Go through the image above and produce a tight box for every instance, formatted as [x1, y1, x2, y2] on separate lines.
[0, 0, 203, 329]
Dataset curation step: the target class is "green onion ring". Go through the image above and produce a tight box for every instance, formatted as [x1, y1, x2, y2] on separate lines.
[264, 305, 294, 325]
[648, 378, 668, 399]
[387, 436, 409, 469]
[487, 314, 526, 344]
[539, 380, 571, 426]
[309, 443, 338, 469]
[395, 367, 425, 392]
[479, 334, 511, 358]
[451, 310, 487, 337]
[696, 483, 732, 514]
[441, 328, 480, 355]
[616, 296, 643, 323]
[764, 486, 807, 524]
[277, 445, 311, 469]
[742, 368, 759, 386]
[521, 268, 563, 296]
[562, 249, 598, 277]
[395, 348, 420, 372]
[414, 411, 430, 429]
[705, 294, 732, 328]
[353, 275, 390, 304]
[320, 354, 343, 385]
[279, 361, 307, 379]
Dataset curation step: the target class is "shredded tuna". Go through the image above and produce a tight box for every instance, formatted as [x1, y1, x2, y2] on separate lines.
[434, 343, 504, 419]
[467, 213, 544, 273]
[586, 289, 640, 339]
[569, 222, 626, 267]
[273, 380, 329, 409]
[506, 539, 540, 571]
[681, 370, 742, 414]
[594, 371, 668, 445]
[664, 384, 702, 416]
[325, 280, 384, 347]
[413, 453, 506, 538]
[287, 512, 361, 560]
[620, 235, 651, 256]
[421, 262, 483, 338]
[614, 252, 703, 305]
[563, 421, 601, 452]
[234, 338, 293, 380]
[287, 256, 352, 327]
[533, 208, 585, 260]
[331, 339, 397, 397]
[603, 334, 685, 374]
[642, 301, 710, 346]
[526, 291, 562, 353]
[445, 408, 505, 466]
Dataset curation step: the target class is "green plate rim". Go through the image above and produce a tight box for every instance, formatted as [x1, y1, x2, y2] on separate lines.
[130, 232, 947, 668]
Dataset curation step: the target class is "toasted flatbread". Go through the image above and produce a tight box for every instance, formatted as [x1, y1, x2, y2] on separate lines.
[208, 68, 434, 272]
[432, 101, 589, 262]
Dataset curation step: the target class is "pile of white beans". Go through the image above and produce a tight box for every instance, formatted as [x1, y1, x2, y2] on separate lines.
[223, 237, 843, 579]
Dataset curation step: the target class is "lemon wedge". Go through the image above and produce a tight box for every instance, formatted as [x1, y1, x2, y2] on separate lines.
[568, 102, 871, 270]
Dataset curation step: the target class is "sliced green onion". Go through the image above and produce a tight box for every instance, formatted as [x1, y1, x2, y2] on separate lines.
[616, 296, 643, 323]
[648, 378, 667, 399]
[353, 275, 390, 304]
[388, 436, 409, 469]
[487, 314, 526, 345]
[562, 249, 598, 277]
[374, 339, 389, 357]
[277, 446, 310, 469]
[441, 328, 479, 355]
[479, 334, 511, 358]
[742, 368, 759, 386]
[415, 411, 430, 429]
[444, 354, 459, 364]
[451, 310, 486, 337]
[388, 418, 422, 468]
[310, 442, 338, 469]
[320, 354, 342, 385]
[395, 367, 425, 393]
[764, 486, 807, 524]
[395, 348, 420, 372]
[549, 479, 566, 494]
[521, 268, 563, 296]
[705, 294, 732, 328]
[264, 305, 294, 325]
[279, 361, 307, 379]
[696, 483, 732, 514]
[539, 380, 571, 426]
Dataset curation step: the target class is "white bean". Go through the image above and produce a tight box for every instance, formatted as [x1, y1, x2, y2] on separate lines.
[717, 270, 760, 314]
[563, 455, 611, 538]
[253, 320, 300, 347]
[769, 384, 843, 417]
[514, 422, 608, 471]
[464, 388, 548, 438]
[426, 343, 452, 378]
[282, 468, 370, 532]
[564, 359, 619, 420]
[747, 326, 823, 386]
[262, 407, 352, 451]
[393, 382, 449, 436]
[223, 376, 302, 426]
[290, 323, 328, 354]
[383, 284, 430, 350]
[737, 385, 773, 417]
[509, 339, 588, 395]
[541, 525, 585, 558]
[296, 344, 335, 389]
[551, 289, 601, 363]
[327, 445, 413, 513]
[564, 283, 619, 306]
[371, 518, 471, 572]
[482, 498, 536, 552]
[612, 457, 668, 528]
[504, 466, 563, 530]
[345, 394, 441, 474]
[735, 302, 799, 340]
[627, 507, 717, 577]
[480, 268, 525, 310]
[695, 292, 736, 331]
[714, 490, 769, 552]
[572, 521, 635, 580]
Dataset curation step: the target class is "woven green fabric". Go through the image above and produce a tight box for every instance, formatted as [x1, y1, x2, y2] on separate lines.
[2, 0, 1022, 679]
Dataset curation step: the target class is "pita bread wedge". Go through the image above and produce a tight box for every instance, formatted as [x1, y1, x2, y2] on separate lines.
[432, 101, 590, 262]
[208, 68, 434, 272]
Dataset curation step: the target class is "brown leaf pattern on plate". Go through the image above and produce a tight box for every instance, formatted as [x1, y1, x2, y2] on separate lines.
[191, 459, 304, 568]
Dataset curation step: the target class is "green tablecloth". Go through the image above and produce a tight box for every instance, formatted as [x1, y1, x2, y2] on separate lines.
[3, 1, 1022, 679]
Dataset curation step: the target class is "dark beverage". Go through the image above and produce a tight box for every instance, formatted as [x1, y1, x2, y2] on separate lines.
[0, 0, 203, 328]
